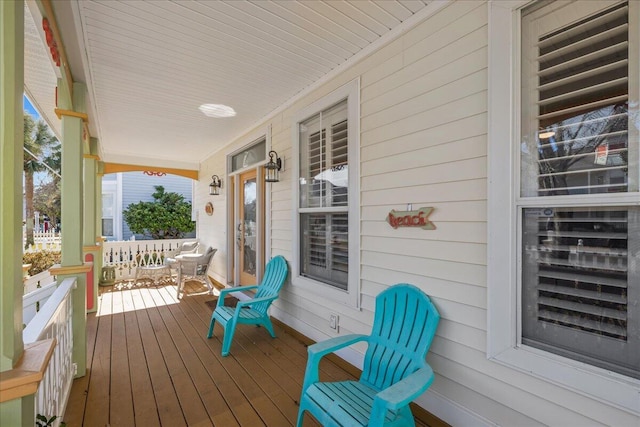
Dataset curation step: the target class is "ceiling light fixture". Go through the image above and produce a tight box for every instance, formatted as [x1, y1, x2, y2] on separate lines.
[199, 104, 236, 118]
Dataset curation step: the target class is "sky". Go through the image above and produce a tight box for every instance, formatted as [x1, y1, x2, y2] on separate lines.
[23, 94, 39, 117]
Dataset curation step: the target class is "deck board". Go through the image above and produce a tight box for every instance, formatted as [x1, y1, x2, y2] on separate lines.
[64, 302, 98, 426]
[122, 289, 160, 426]
[63, 280, 433, 426]
[110, 289, 136, 426]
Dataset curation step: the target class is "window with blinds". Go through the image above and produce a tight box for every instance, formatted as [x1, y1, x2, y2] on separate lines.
[520, 0, 639, 380]
[300, 212, 348, 290]
[298, 100, 349, 289]
[522, 207, 638, 378]
[521, 0, 634, 197]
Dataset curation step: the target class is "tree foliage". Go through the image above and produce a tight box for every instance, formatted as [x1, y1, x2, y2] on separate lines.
[23, 113, 59, 248]
[122, 185, 195, 239]
[34, 180, 61, 228]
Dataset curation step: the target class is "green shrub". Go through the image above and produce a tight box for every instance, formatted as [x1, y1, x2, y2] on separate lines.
[23, 250, 61, 276]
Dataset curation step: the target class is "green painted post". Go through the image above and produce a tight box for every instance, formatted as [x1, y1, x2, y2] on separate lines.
[83, 138, 98, 313]
[95, 159, 104, 291]
[1, 2, 36, 425]
[0, 0, 25, 371]
[57, 81, 88, 377]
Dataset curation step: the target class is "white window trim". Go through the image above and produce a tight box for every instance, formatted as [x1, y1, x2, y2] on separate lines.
[291, 78, 360, 309]
[487, 0, 640, 414]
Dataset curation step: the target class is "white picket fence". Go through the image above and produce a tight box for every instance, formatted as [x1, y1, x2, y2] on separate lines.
[23, 278, 76, 427]
[24, 231, 62, 253]
[102, 238, 194, 281]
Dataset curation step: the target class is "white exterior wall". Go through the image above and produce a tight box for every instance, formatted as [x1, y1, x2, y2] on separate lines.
[197, 2, 639, 425]
[197, 155, 228, 286]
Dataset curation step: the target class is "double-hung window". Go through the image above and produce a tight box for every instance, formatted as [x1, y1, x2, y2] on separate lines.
[293, 80, 359, 307]
[102, 193, 115, 238]
[489, 0, 639, 411]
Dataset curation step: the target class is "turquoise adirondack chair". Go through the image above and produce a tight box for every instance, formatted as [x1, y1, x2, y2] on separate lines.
[207, 255, 288, 356]
[297, 284, 440, 427]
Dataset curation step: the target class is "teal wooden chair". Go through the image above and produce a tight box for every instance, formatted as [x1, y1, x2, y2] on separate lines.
[207, 255, 288, 356]
[297, 284, 440, 427]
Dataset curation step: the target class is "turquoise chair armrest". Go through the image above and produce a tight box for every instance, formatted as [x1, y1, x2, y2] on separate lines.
[235, 295, 277, 308]
[302, 334, 370, 391]
[308, 334, 370, 360]
[371, 365, 434, 415]
[217, 285, 260, 308]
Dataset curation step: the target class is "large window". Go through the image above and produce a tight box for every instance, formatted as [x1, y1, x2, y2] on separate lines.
[102, 193, 114, 238]
[299, 101, 349, 289]
[293, 80, 359, 307]
[520, 0, 639, 379]
[488, 0, 639, 411]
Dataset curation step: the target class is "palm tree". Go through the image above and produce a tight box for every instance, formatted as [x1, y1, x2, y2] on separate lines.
[23, 113, 58, 248]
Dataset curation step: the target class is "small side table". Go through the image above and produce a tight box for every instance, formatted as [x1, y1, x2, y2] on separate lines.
[135, 265, 171, 287]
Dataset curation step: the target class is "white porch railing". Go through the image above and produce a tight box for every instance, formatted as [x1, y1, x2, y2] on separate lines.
[24, 269, 57, 294]
[23, 278, 76, 427]
[23, 281, 58, 325]
[102, 238, 194, 281]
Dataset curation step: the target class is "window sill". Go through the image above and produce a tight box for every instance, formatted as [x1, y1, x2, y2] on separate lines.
[490, 345, 640, 415]
[292, 274, 360, 310]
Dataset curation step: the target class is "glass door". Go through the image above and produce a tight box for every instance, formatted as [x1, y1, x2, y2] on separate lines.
[237, 169, 261, 285]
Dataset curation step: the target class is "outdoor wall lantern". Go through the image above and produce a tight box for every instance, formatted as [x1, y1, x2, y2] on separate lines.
[209, 175, 222, 196]
[265, 150, 282, 183]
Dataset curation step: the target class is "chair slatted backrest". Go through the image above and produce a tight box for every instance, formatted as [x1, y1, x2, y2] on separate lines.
[360, 284, 440, 391]
[251, 256, 288, 315]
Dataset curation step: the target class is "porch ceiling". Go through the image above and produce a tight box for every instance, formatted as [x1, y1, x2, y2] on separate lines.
[24, 0, 433, 171]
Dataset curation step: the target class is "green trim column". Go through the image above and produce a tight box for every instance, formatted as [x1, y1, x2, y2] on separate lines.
[96, 161, 104, 285]
[83, 138, 99, 313]
[0, 0, 24, 372]
[57, 80, 87, 377]
[0, 2, 36, 425]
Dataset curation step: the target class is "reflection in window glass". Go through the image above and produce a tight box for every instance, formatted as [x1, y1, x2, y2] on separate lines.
[521, 1, 634, 197]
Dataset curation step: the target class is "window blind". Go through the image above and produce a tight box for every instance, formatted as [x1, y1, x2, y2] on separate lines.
[522, 207, 638, 378]
[524, 1, 630, 196]
[301, 212, 348, 290]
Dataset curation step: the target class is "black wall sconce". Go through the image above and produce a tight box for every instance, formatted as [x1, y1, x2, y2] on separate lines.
[265, 150, 282, 183]
[209, 175, 222, 195]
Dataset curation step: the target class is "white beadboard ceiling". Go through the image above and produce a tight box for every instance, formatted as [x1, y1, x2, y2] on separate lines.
[25, 0, 434, 170]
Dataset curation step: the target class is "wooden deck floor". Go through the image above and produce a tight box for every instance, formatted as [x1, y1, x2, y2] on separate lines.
[63, 280, 433, 427]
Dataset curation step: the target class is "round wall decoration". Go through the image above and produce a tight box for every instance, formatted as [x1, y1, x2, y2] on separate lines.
[205, 202, 214, 216]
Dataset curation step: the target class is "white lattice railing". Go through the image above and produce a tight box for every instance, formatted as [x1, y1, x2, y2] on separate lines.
[102, 238, 194, 281]
[23, 278, 76, 427]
